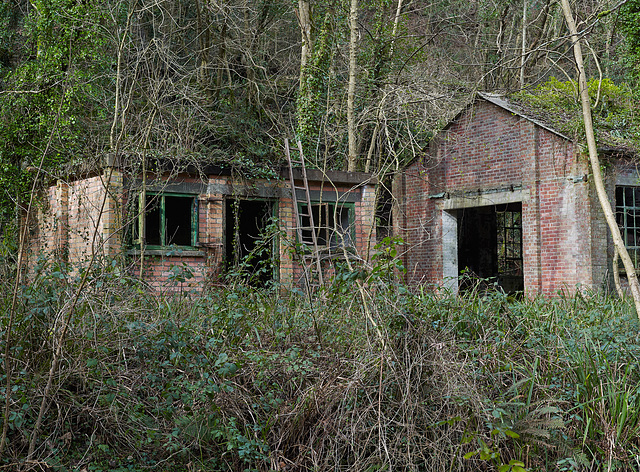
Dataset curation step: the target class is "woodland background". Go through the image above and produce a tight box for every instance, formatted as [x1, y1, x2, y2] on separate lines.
[1, 0, 640, 227]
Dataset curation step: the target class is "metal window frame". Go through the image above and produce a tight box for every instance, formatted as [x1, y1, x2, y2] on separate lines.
[616, 186, 640, 269]
[496, 208, 523, 276]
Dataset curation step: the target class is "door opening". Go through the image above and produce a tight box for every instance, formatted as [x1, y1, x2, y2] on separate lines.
[225, 199, 276, 287]
[457, 203, 523, 293]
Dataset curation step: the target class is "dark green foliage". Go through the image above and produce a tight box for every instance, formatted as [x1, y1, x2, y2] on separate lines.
[4, 257, 640, 471]
[0, 0, 113, 221]
[512, 77, 640, 154]
[296, 12, 335, 164]
[620, 0, 640, 81]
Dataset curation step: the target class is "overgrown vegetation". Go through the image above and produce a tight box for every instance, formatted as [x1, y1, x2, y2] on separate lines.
[2, 258, 640, 471]
[512, 77, 640, 155]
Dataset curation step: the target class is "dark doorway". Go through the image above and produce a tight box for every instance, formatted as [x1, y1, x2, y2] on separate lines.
[225, 199, 276, 287]
[458, 203, 523, 293]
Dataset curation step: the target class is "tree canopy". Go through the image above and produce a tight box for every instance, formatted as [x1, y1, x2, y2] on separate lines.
[0, 0, 639, 227]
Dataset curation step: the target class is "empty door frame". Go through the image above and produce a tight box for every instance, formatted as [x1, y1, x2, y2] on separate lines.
[439, 189, 526, 294]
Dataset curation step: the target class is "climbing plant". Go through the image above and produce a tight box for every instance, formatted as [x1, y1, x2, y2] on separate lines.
[296, 11, 335, 165]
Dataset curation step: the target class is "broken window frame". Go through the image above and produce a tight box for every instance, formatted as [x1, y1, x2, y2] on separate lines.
[298, 202, 355, 249]
[496, 208, 523, 277]
[616, 186, 640, 272]
[131, 192, 198, 250]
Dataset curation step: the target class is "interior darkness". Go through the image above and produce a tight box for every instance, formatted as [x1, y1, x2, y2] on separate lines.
[300, 204, 352, 248]
[164, 196, 193, 246]
[376, 182, 393, 243]
[225, 199, 274, 287]
[458, 202, 523, 294]
[144, 196, 161, 246]
[300, 204, 328, 246]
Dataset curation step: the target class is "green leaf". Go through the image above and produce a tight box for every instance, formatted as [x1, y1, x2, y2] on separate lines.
[504, 429, 520, 439]
[463, 450, 478, 459]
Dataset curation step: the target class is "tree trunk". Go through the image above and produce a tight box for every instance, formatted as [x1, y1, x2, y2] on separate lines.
[519, 0, 528, 89]
[347, 0, 358, 172]
[298, 0, 312, 90]
[560, 0, 640, 319]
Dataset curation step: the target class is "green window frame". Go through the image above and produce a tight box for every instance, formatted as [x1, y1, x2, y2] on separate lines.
[132, 192, 198, 249]
[298, 202, 355, 248]
[616, 186, 640, 270]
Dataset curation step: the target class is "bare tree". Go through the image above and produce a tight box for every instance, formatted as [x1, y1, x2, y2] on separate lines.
[347, 0, 359, 172]
[560, 0, 640, 319]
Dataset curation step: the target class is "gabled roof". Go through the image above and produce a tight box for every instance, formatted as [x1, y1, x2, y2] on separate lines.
[432, 91, 636, 159]
[477, 92, 573, 142]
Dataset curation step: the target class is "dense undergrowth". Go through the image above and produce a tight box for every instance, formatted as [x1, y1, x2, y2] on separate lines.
[2, 262, 640, 471]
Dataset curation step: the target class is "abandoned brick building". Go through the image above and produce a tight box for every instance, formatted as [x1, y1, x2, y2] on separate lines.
[29, 158, 377, 292]
[29, 92, 639, 296]
[395, 92, 635, 297]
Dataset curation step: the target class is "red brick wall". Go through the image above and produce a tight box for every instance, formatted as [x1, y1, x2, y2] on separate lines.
[280, 180, 376, 288]
[399, 99, 596, 296]
[32, 170, 376, 293]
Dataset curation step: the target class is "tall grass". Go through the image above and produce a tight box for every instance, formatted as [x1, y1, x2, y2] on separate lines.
[2, 262, 640, 471]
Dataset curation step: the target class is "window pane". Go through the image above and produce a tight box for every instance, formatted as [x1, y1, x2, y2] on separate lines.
[317, 204, 328, 246]
[299, 203, 354, 248]
[145, 195, 161, 246]
[497, 209, 522, 276]
[616, 186, 640, 275]
[331, 205, 352, 247]
[164, 196, 193, 246]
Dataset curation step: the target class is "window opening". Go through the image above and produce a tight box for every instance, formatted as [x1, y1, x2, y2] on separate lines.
[497, 209, 522, 278]
[616, 186, 640, 270]
[225, 199, 276, 288]
[299, 203, 353, 248]
[133, 193, 197, 248]
[376, 182, 393, 243]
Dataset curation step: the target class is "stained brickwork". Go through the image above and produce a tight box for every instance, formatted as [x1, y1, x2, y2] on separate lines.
[398, 96, 601, 296]
[31, 168, 376, 293]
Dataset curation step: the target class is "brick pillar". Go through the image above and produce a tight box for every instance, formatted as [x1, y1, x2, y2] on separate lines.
[102, 168, 123, 257]
[54, 180, 69, 261]
[521, 120, 543, 297]
[278, 189, 295, 288]
[358, 184, 377, 261]
[200, 186, 224, 282]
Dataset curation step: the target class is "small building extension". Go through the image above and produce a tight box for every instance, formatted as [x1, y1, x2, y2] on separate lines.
[28, 160, 377, 292]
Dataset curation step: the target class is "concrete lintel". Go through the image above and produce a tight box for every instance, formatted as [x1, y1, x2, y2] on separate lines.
[283, 168, 377, 186]
[127, 249, 205, 257]
[616, 173, 640, 187]
[143, 181, 208, 195]
[207, 181, 283, 198]
[437, 188, 529, 210]
[296, 189, 360, 203]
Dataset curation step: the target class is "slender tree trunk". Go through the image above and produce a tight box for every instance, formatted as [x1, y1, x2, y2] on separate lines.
[613, 248, 624, 298]
[298, 0, 312, 90]
[389, 0, 404, 58]
[347, 0, 358, 172]
[520, 0, 528, 89]
[560, 0, 640, 319]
